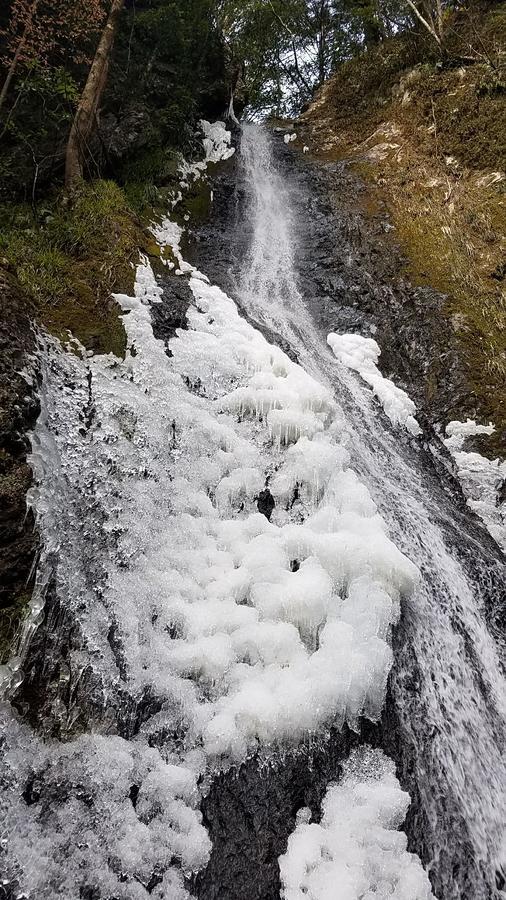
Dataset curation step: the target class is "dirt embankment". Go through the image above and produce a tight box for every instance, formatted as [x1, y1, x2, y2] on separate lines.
[297, 1, 506, 457]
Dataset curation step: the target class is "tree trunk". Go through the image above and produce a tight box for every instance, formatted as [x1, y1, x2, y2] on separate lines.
[317, 0, 326, 85]
[65, 0, 125, 190]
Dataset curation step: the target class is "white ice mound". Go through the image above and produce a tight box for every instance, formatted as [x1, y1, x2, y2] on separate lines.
[3, 143, 425, 896]
[38, 256, 418, 766]
[133, 268, 417, 759]
[327, 332, 421, 436]
[2, 709, 209, 900]
[200, 119, 236, 164]
[279, 746, 435, 900]
[444, 418, 496, 451]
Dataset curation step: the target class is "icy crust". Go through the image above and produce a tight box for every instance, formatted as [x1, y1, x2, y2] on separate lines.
[201, 119, 235, 164]
[2, 256, 418, 898]
[116, 266, 418, 759]
[154, 120, 235, 270]
[444, 419, 506, 552]
[1, 705, 209, 900]
[327, 333, 421, 437]
[279, 746, 435, 900]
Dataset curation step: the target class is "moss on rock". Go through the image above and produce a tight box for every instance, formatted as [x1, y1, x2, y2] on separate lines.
[0, 180, 162, 357]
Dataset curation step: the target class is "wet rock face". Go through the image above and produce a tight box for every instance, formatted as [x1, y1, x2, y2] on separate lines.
[0, 269, 40, 661]
[287, 155, 467, 431]
[188, 132, 506, 900]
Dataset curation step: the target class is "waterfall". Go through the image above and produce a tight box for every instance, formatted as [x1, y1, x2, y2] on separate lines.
[0, 122, 504, 900]
[235, 124, 506, 900]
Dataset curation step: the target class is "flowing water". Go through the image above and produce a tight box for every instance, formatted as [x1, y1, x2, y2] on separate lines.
[230, 125, 506, 898]
[0, 123, 504, 900]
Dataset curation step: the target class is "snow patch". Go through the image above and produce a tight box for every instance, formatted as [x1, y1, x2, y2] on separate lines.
[327, 332, 421, 436]
[284, 132, 297, 144]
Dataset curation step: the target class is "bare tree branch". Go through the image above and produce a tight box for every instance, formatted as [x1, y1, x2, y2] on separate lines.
[403, 0, 442, 44]
[267, 0, 312, 95]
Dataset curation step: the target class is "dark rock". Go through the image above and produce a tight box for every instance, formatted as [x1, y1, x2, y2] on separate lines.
[97, 104, 156, 163]
[256, 488, 275, 520]
[149, 275, 193, 356]
[194, 723, 380, 900]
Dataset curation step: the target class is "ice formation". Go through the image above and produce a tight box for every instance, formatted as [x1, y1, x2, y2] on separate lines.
[1, 254, 419, 897]
[284, 132, 297, 143]
[151, 216, 192, 274]
[279, 746, 435, 900]
[444, 419, 505, 551]
[201, 119, 236, 163]
[1, 706, 209, 900]
[1, 122, 428, 898]
[327, 332, 421, 436]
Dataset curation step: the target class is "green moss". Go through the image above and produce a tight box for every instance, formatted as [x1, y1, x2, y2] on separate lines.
[0, 180, 159, 356]
[408, 64, 506, 171]
[121, 146, 180, 185]
[183, 180, 212, 223]
[381, 179, 506, 442]
[303, 3, 506, 450]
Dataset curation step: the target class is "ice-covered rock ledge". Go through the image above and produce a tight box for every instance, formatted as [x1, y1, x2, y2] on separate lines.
[280, 746, 434, 900]
[1, 246, 426, 899]
[111, 259, 419, 760]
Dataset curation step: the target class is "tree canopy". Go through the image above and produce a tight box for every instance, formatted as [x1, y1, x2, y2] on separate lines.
[216, 0, 463, 116]
[0, 0, 494, 198]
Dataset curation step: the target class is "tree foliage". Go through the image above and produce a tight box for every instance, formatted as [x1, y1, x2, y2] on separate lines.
[216, 0, 471, 116]
[0, 0, 105, 69]
[0, 0, 105, 109]
[107, 0, 227, 149]
[0, 0, 229, 199]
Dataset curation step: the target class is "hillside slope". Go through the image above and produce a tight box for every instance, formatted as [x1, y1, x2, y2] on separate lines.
[298, 1, 505, 457]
